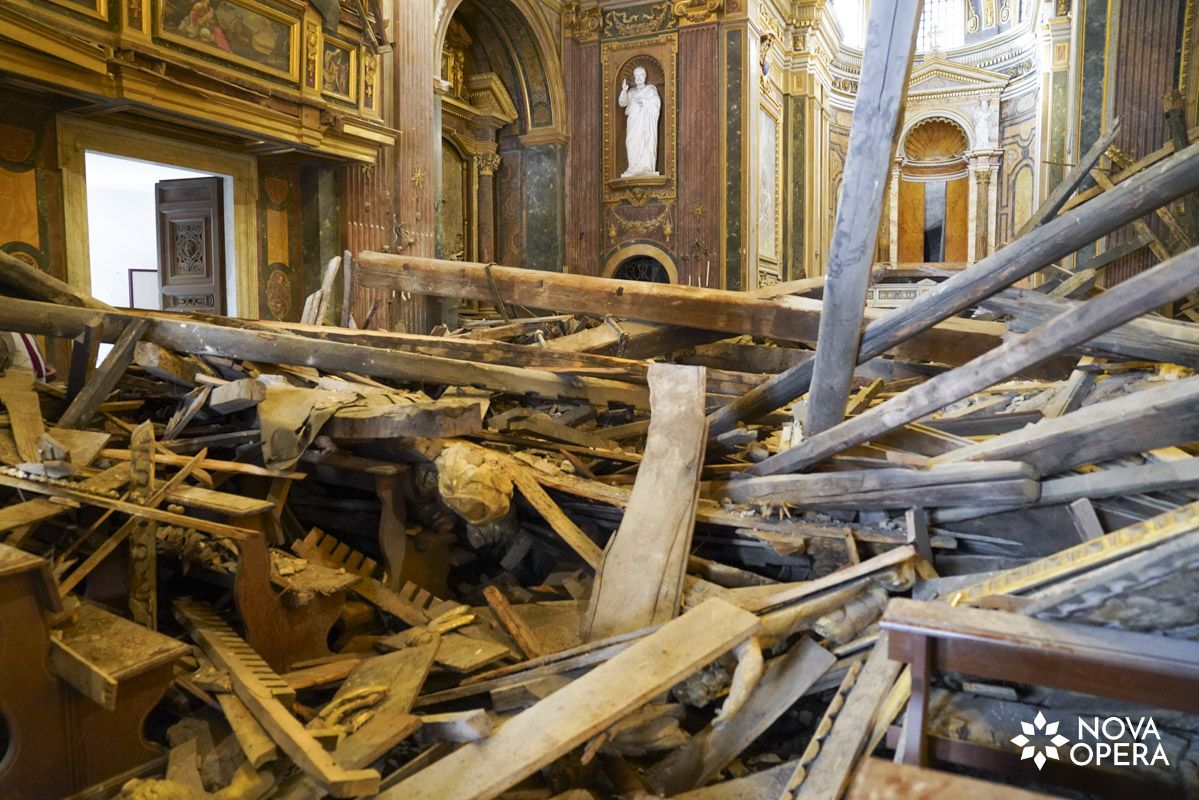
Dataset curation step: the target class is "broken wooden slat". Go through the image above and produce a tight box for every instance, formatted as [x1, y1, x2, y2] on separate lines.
[380, 599, 759, 800]
[933, 375, 1199, 475]
[584, 364, 706, 641]
[789, 640, 903, 800]
[217, 693, 279, 768]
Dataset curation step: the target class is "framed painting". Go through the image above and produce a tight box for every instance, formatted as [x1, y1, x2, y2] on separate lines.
[158, 0, 300, 81]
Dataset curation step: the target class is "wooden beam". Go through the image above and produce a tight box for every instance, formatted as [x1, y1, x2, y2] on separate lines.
[378, 599, 759, 800]
[0, 298, 650, 410]
[584, 364, 707, 641]
[749, 243, 1199, 476]
[355, 254, 1004, 367]
[981, 289, 1199, 367]
[707, 138, 1199, 437]
[58, 319, 150, 429]
[806, 0, 923, 435]
[932, 375, 1199, 475]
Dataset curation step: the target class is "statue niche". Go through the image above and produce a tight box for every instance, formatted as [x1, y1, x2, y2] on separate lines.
[613, 57, 666, 182]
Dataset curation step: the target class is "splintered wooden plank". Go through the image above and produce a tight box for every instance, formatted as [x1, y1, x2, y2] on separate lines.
[584, 364, 706, 641]
[327, 398, 483, 439]
[0, 298, 649, 409]
[175, 601, 378, 798]
[648, 638, 835, 795]
[725, 462, 1036, 506]
[751, 244, 1199, 476]
[806, 0, 922, 435]
[380, 599, 759, 800]
[58, 319, 150, 429]
[706, 136, 1199, 439]
[0, 463, 129, 534]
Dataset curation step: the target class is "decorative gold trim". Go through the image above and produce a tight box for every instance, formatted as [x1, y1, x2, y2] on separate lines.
[671, 0, 722, 25]
[564, 2, 601, 41]
[46, 0, 107, 22]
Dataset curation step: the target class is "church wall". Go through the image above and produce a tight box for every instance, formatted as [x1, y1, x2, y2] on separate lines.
[0, 91, 65, 284]
[1104, 0, 1186, 286]
[996, 91, 1038, 247]
[565, 38, 604, 277]
[677, 22, 722, 287]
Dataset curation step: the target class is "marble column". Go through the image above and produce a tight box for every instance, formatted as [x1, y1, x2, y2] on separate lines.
[476, 152, 501, 263]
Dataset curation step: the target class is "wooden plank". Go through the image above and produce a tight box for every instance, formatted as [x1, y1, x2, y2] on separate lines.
[483, 586, 546, 660]
[707, 137, 1199, 438]
[58, 319, 150, 429]
[355, 254, 1005, 367]
[380, 599, 760, 800]
[510, 466, 602, 568]
[648, 638, 835, 795]
[1068, 498, 1105, 541]
[99, 448, 304, 479]
[947, 500, 1199, 604]
[0, 248, 112, 310]
[328, 398, 483, 440]
[806, 0, 922, 435]
[725, 462, 1036, 505]
[790, 640, 903, 800]
[134, 341, 200, 386]
[750, 244, 1199, 476]
[0, 298, 650, 410]
[981, 288, 1199, 368]
[932, 375, 1199, 475]
[584, 364, 706, 641]
[730, 546, 917, 613]
[176, 601, 379, 798]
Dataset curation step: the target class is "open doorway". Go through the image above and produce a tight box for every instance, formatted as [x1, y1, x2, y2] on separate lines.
[83, 152, 237, 316]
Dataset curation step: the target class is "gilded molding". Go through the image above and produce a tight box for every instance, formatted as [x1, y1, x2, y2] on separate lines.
[564, 3, 602, 42]
[671, 0, 723, 25]
[604, 2, 675, 38]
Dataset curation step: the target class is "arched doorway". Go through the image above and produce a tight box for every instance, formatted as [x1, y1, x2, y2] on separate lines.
[435, 0, 566, 271]
[897, 117, 970, 265]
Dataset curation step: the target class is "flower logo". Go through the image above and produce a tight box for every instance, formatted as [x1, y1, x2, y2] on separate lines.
[1011, 711, 1069, 770]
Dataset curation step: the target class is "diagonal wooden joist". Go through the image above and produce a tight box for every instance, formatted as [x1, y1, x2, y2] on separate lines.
[707, 137, 1199, 437]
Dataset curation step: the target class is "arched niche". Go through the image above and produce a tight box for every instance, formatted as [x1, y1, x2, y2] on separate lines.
[602, 243, 678, 284]
[611, 55, 667, 179]
[897, 117, 970, 264]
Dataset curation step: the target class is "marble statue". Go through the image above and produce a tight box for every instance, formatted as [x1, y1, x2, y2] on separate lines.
[619, 66, 661, 177]
[973, 98, 994, 148]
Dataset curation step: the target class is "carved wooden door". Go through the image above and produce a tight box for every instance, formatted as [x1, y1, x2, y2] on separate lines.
[155, 177, 226, 314]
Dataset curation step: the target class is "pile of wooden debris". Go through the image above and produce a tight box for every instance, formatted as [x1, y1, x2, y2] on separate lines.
[0, 193, 1198, 799]
[4, 16, 1199, 795]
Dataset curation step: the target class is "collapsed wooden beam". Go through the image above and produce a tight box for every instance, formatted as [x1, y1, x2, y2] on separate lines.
[0, 297, 649, 409]
[354, 254, 1006, 367]
[749, 243, 1199, 476]
[708, 138, 1199, 437]
[805, 0, 922, 436]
